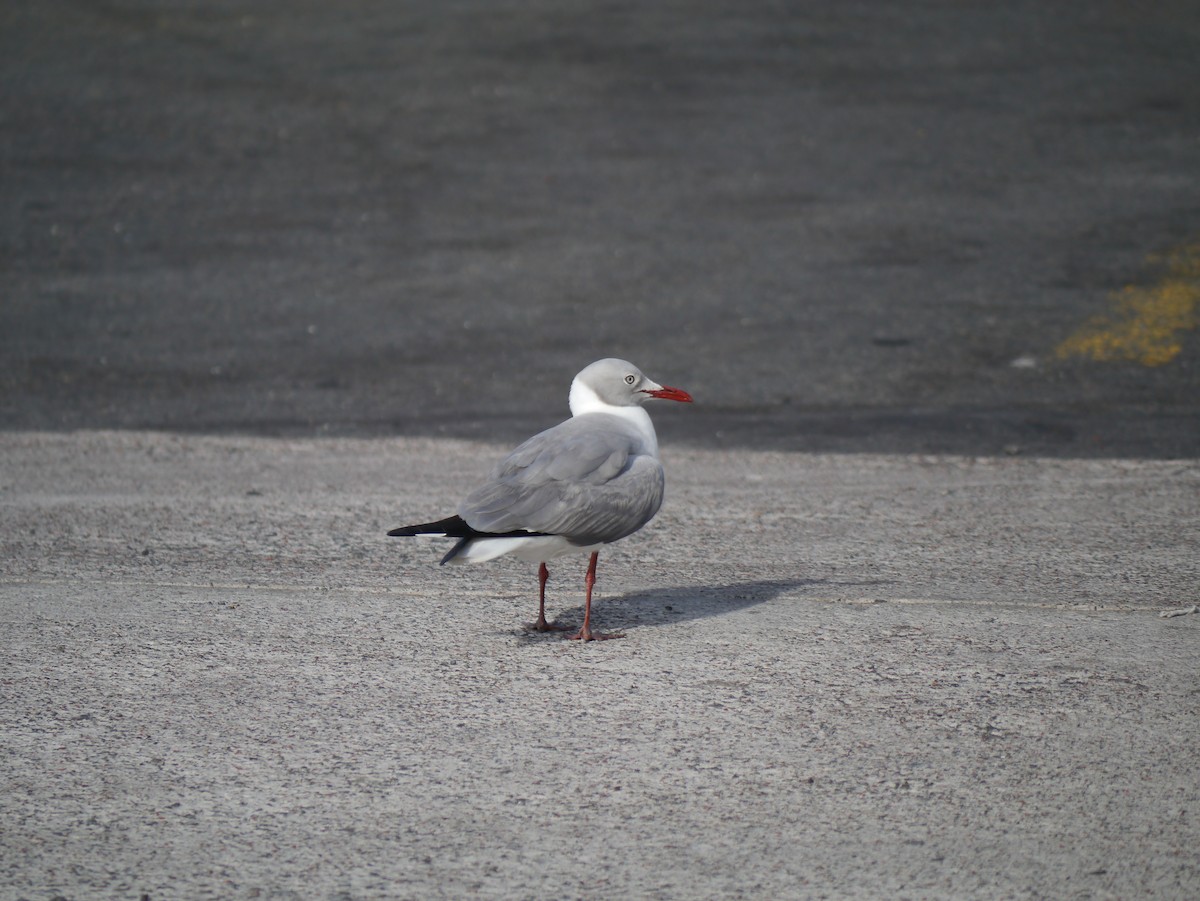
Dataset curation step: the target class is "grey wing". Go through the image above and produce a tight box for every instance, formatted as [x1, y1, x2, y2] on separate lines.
[458, 419, 665, 545]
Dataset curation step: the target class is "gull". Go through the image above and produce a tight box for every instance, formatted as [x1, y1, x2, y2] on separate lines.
[388, 358, 692, 641]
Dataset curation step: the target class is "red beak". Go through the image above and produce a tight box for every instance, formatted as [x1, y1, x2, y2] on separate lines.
[642, 385, 693, 403]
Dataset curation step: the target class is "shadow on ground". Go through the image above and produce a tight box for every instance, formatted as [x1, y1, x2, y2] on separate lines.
[516, 577, 896, 639]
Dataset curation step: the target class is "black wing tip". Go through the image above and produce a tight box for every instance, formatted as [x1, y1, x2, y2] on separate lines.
[388, 515, 555, 553]
[439, 536, 472, 565]
[387, 515, 469, 538]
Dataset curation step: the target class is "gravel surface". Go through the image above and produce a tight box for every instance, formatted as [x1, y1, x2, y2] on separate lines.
[2, 432, 1198, 899]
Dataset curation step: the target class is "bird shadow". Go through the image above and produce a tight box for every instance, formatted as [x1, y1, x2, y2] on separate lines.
[516, 577, 894, 641]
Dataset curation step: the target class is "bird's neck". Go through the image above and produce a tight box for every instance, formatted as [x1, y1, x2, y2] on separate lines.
[568, 379, 659, 457]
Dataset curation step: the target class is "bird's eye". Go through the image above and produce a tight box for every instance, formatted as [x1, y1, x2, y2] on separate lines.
[624, 374, 637, 385]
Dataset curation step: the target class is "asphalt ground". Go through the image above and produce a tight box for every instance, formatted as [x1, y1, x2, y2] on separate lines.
[2, 0, 1199, 455]
[2, 432, 1199, 899]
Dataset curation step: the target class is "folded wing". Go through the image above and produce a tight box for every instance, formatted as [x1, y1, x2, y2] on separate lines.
[459, 413, 665, 546]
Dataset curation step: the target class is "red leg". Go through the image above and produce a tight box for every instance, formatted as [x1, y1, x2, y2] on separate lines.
[568, 551, 625, 641]
[527, 561, 570, 632]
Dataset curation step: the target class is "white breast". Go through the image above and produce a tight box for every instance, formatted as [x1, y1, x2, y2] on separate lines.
[567, 379, 660, 458]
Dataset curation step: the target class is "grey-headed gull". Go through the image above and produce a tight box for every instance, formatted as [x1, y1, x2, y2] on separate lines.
[388, 358, 692, 641]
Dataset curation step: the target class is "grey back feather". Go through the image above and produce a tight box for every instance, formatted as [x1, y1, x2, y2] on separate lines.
[458, 413, 665, 545]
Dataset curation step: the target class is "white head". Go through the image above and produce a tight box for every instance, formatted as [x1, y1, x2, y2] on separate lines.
[568, 358, 693, 416]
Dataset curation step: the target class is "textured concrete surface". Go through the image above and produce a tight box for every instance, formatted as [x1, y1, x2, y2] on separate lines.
[2, 431, 1198, 899]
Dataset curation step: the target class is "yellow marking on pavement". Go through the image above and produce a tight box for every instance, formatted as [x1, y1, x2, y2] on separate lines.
[1056, 243, 1200, 366]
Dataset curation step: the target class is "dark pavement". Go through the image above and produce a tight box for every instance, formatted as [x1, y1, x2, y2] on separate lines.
[4, 7, 1200, 896]
[3, 0, 1199, 455]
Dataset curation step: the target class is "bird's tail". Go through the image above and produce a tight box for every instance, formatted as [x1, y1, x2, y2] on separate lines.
[386, 515, 470, 538]
[387, 515, 554, 565]
[388, 515, 483, 565]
